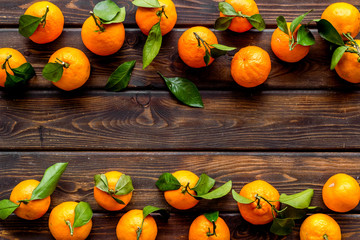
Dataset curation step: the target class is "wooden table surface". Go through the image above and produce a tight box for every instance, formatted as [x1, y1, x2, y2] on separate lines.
[1, 0, 360, 239]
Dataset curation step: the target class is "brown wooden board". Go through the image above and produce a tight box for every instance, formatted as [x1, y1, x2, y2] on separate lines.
[0, 28, 358, 90]
[1, 90, 360, 151]
[0, 0, 359, 27]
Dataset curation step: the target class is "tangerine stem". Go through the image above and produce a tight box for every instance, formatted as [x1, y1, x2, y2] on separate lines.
[55, 58, 70, 69]
[40, 6, 50, 28]
[206, 221, 217, 237]
[65, 220, 74, 236]
[343, 33, 360, 61]
[1, 55, 12, 70]
[323, 234, 329, 240]
[90, 11, 105, 32]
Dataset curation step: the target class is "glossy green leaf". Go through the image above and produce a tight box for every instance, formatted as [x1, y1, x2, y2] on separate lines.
[204, 211, 219, 223]
[331, 46, 347, 70]
[191, 173, 215, 196]
[246, 14, 266, 31]
[132, 0, 161, 8]
[297, 25, 315, 46]
[19, 15, 41, 38]
[143, 205, 169, 219]
[197, 181, 232, 200]
[30, 162, 68, 201]
[42, 62, 64, 82]
[94, 174, 109, 193]
[158, 72, 204, 108]
[214, 17, 234, 31]
[73, 202, 93, 228]
[115, 174, 134, 195]
[11, 63, 36, 82]
[211, 44, 237, 52]
[5, 72, 26, 88]
[232, 189, 253, 204]
[156, 172, 181, 191]
[94, 0, 121, 22]
[111, 196, 125, 205]
[105, 60, 136, 91]
[315, 19, 344, 46]
[210, 43, 237, 59]
[280, 206, 308, 220]
[270, 218, 295, 236]
[290, 10, 311, 35]
[279, 189, 314, 209]
[143, 22, 162, 69]
[218, 2, 237, 16]
[100, 7, 126, 24]
[0, 199, 19, 220]
[276, 16, 288, 35]
[204, 50, 211, 67]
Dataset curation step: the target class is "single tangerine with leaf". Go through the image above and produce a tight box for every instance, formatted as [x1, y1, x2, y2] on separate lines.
[237, 180, 280, 225]
[49, 201, 93, 240]
[335, 39, 360, 84]
[178, 26, 219, 68]
[322, 173, 360, 212]
[135, 0, 177, 36]
[271, 22, 310, 63]
[81, 13, 125, 56]
[93, 171, 133, 211]
[45, 47, 91, 91]
[231, 46, 271, 88]
[0, 48, 28, 87]
[321, 2, 360, 40]
[300, 213, 341, 240]
[22, 1, 64, 44]
[219, 0, 259, 33]
[188, 214, 230, 240]
[9, 179, 51, 220]
[116, 209, 158, 240]
[164, 170, 200, 210]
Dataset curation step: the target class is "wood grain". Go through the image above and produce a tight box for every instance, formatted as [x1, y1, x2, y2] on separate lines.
[0, 0, 359, 27]
[1, 90, 360, 151]
[0, 28, 358, 90]
[1, 152, 360, 212]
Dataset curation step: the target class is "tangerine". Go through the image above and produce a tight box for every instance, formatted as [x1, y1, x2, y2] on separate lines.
[300, 213, 341, 240]
[188, 214, 230, 240]
[0, 48, 27, 87]
[335, 39, 360, 84]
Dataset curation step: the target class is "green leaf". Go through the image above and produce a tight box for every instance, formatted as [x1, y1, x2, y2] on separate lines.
[214, 17, 234, 31]
[210, 44, 236, 59]
[73, 202, 93, 228]
[143, 22, 162, 69]
[270, 218, 295, 236]
[276, 16, 289, 35]
[211, 44, 237, 52]
[232, 189, 253, 204]
[19, 15, 41, 38]
[158, 72, 204, 108]
[0, 199, 19, 220]
[218, 2, 237, 16]
[11, 63, 36, 81]
[191, 173, 215, 196]
[111, 196, 125, 205]
[203, 50, 211, 67]
[197, 181, 232, 200]
[42, 62, 64, 82]
[100, 7, 126, 24]
[115, 174, 134, 195]
[297, 25, 315, 46]
[331, 46, 347, 70]
[5, 72, 27, 88]
[204, 211, 219, 223]
[290, 10, 311, 35]
[93, 0, 121, 22]
[105, 60, 136, 91]
[315, 19, 344, 46]
[94, 174, 109, 193]
[246, 14, 266, 31]
[30, 162, 68, 201]
[280, 205, 307, 220]
[132, 0, 161, 8]
[279, 189, 314, 209]
[143, 205, 170, 219]
[155, 172, 181, 191]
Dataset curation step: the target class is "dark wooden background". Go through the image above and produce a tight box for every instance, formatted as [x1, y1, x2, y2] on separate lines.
[1, 0, 360, 239]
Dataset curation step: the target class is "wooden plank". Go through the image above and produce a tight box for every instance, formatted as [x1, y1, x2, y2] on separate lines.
[0, 0, 359, 27]
[1, 90, 360, 151]
[0, 28, 357, 90]
[1, 152, 360, 211]
[1, 212, 360, 239]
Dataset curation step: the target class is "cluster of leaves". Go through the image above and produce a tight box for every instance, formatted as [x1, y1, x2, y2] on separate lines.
[215, 2, 265, 31]
[66, 201, 93, 236]
[276, 11, 315, 50]
[0, 162, 68, 220]
[136, 206, 169, 240]
[132, 0, 165, 69]
[1, 55, 35, 88]
[232, 188, 316, 236]
[93, 0, 126, 25]
[156, 172, 232, 200]
[19, 6, 49, 38]
[94, 173, 134, 204]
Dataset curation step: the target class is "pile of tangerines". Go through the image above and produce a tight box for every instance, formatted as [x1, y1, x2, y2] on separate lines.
[1, 162, 360, 240]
